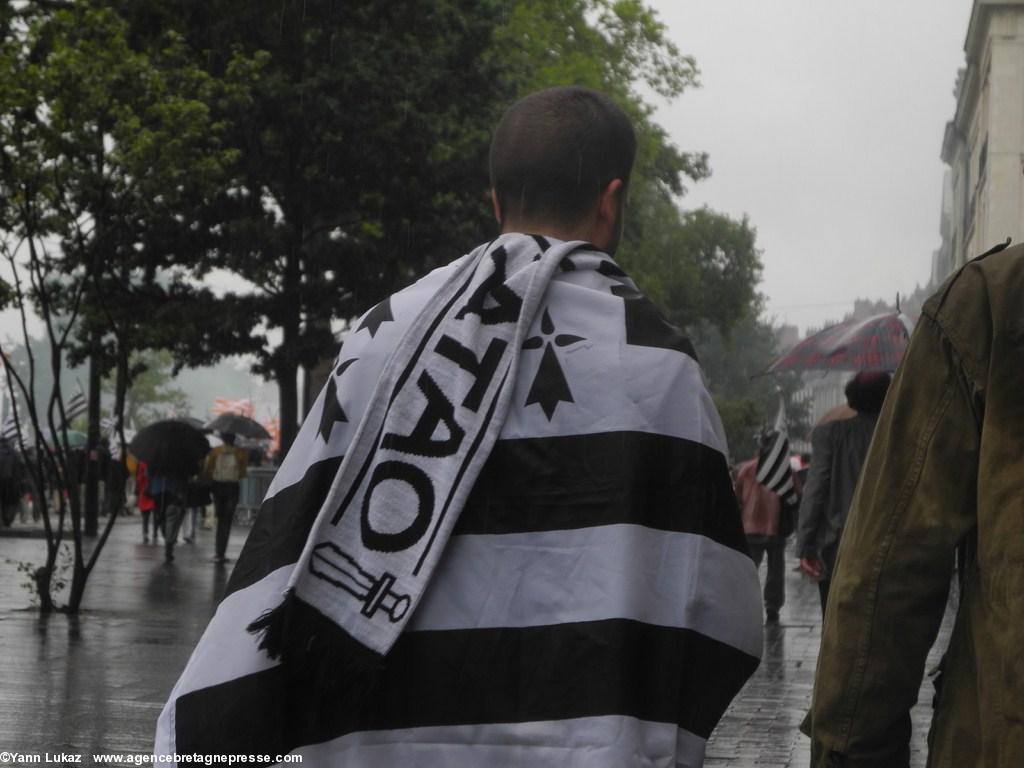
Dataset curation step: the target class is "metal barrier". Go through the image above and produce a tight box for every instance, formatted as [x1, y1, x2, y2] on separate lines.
[236, 466, 277, 525]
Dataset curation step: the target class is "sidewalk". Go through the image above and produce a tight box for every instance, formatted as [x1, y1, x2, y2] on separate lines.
[0, 521, 955, 765]
[0, 514, 235, 758]
[705, 544, 956, 767]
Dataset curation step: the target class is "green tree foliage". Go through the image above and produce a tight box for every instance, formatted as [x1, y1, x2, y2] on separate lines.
[22, 2, 256, 373]
[625, 206, 763, 333]
[103, 349, 189, 428]
[126, 0, 508, 452]
[0, 0, 251, 612]
[695, 314, 809, 460]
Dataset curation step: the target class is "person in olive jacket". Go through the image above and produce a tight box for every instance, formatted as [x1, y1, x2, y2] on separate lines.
[807, 240, 1024, 767]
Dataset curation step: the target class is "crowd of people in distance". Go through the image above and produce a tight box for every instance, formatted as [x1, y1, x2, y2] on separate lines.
[132, 432, 258, 563]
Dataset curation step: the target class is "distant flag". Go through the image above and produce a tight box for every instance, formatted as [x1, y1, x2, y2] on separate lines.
[63, 387, 87, 425]
[756, 399, 798, 506]
[211, 397, 254, 418]
[1, 411, 19, 442]
[100, 415, 119, 437]
[263, 418, 280, 454]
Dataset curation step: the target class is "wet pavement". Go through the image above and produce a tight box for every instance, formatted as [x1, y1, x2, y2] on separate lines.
[0, 514, 234, 759]
[0, 520, 955, 766]
[705, 550, 955, 767]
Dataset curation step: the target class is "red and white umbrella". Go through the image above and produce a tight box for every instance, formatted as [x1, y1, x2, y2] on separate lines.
[768, 312, 914, 374]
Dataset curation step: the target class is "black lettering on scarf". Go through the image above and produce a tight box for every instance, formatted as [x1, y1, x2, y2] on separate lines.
[361, 460, 434, 552]
[434, 335, 507, 412]
[455, 246, 523, 325]
[381, 371, 465, 457]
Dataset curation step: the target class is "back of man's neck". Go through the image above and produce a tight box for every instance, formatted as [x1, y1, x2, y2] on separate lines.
[500, 222, 592, 244]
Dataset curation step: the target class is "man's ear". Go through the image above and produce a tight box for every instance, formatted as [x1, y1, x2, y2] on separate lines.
[597, 179, 624, 224]
[491, 188, 503, 227]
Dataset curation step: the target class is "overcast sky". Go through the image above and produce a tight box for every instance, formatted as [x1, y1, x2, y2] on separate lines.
[646, 0, 971, 332]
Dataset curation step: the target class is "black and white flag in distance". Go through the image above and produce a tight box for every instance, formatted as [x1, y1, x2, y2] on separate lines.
[62, 388, 87, 426]
[1, 412, 19, 442]
[157, 234, 763, 768]
[756, 400, 798, 506]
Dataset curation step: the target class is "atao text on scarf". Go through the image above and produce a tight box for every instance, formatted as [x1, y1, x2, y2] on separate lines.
[251, 235, 581, 660]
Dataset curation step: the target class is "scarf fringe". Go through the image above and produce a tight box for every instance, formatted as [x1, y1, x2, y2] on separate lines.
[247, 591, 294, 660]
[248, 590, 382, 710]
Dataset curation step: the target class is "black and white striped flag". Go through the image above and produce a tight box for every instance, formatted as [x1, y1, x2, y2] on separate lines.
[1, 412, 19, 442]
[755, 404, 798, 506]
[63, 388, 87, 425]
[157, 234, 763, 767]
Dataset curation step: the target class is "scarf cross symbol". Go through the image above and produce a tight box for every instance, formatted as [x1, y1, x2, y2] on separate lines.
[523, 308, 586, 420]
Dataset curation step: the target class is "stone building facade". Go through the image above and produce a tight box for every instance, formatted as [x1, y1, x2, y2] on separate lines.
[941, 0, 1024, 277]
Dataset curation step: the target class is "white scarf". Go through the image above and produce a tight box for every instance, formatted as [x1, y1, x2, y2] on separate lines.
[256, 234, 584, 657]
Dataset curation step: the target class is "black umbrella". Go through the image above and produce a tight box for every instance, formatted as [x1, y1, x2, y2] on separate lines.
[205, 412, 271, 440]
[173, 415, 210, 432]
[129, 420, 210, 477]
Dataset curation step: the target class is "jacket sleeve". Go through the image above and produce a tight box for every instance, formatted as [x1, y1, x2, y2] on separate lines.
[808, 311, 980, 767]
[796, 424, 833, 560]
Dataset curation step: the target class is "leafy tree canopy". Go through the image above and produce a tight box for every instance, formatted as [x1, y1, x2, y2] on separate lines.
[102, 348, 189, 428]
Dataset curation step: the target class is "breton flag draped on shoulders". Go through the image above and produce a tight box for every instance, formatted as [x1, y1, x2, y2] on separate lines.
[157, 233, 763, 767]
[756, 401, 798, 507]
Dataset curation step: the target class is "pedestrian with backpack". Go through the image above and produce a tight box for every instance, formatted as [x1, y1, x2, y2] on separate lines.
[202, 432, 248, 564]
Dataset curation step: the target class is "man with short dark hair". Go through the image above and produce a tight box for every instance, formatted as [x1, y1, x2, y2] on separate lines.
[159, 86, 762, 766]
[489, 86, 635, 242]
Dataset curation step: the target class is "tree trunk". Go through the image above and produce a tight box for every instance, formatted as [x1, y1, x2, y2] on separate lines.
[277, 239, 302, 455]
[37, 540, 58, 614]
[66, 566, 87, 613]
[84, 333, 101, 536]
[36, 564, 56, 613]
[278, 359, 299, 457]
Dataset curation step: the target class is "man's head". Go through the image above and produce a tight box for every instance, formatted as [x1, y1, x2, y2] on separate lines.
[844, 371, 892, 414]
[489, 86, 636, 254]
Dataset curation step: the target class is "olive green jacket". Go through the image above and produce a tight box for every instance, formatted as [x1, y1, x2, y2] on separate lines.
[808, 244, 1024, 767]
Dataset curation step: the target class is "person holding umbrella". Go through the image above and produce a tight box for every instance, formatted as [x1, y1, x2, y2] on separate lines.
[203, 432, 249, 564]
[795, 371, 891, 613]
[129, 420, 211, 561]
[149, 470, 188, 562]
